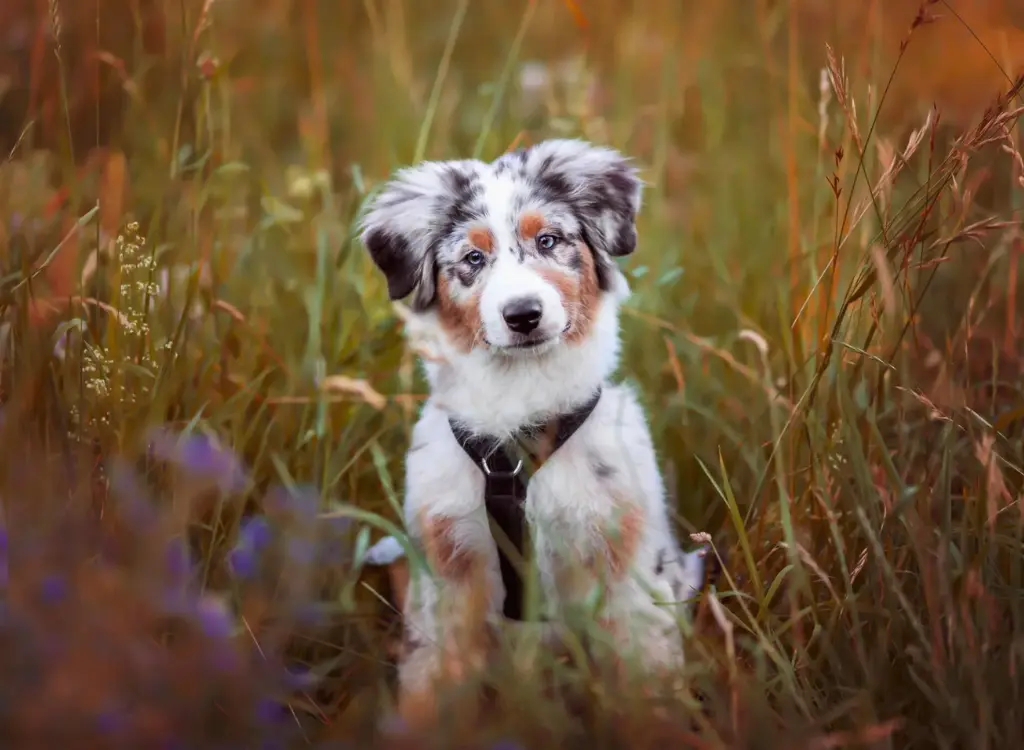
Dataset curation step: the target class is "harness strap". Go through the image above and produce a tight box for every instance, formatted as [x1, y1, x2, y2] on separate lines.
[448, 387, 602, 621]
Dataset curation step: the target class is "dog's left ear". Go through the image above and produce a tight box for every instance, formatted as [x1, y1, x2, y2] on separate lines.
[520, 139, 643, 258]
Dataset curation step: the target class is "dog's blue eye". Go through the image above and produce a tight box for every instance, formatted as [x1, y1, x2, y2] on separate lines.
[537, 234, 558, 251]
[465, 250, 486, 267]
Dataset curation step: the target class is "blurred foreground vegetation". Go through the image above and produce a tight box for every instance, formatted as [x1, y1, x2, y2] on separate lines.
[1, 0, 1024, 747]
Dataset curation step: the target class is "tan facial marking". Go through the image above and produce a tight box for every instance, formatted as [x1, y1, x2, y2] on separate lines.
[536, 242, 601, 344]
[466, 226, 494, 253]
[436, 273, 483, 353]
[518, 212, 545, 240]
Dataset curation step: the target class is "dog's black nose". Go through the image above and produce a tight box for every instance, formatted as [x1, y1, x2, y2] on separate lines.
[502, 297, 543, 334]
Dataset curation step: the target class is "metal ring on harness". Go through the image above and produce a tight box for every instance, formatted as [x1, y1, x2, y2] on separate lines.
[480, 456, 524, 477]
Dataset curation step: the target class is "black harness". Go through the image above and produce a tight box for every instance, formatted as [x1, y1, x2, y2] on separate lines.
[448, 387, 602, 621]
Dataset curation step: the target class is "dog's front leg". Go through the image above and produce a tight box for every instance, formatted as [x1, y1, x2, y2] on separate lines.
[533, 477, 685, 684]
[394, 405, 504, 728]
[538, 493, 647, 615]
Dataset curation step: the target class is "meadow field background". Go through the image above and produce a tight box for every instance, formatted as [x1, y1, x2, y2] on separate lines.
[1, 0, 1024, 747]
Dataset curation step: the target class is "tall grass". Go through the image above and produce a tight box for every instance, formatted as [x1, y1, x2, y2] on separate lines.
[0, 0, 1023, 747]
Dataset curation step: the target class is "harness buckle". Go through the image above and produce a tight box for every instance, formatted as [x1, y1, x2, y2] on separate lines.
[480, 455, 524, 478]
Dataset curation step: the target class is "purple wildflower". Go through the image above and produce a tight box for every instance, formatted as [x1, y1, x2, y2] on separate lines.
[227, 545, 259, 580]
[283, 664, 317, 690]
[40, 574, 67, 604]
[178, 434, 231, 474]
[95, 708, 127, 734]
[196, 595, 235, 639]
[147, 427, 249, 494]
[239, 516, 273, 549]
[228, 516, 273, 580]
[107, 459, 157, 529]
[255, 697, 288, 726]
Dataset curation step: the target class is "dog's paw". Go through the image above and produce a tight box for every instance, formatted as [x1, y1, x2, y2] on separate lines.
[365, 534, 406, 566]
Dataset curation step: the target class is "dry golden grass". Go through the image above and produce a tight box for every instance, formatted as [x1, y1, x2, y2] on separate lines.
[0, 1, 1022, 747]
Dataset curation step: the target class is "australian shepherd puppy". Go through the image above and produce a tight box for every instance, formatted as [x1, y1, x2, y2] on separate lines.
[359, 139, 707, 716]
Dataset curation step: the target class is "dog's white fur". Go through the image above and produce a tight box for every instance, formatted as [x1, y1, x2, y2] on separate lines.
[359, 139, 705, 700]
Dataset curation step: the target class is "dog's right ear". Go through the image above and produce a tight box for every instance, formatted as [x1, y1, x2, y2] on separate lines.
[359, 159, 481, 311]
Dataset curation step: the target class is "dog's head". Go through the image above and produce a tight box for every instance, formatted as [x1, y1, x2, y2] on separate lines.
[358, 139, 642, 357]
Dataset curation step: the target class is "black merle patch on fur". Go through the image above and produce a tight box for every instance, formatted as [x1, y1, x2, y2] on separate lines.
[494, 149, 528, 176]
[364, 229, 418, 301]
[536, 171, 572, 206]
[435, 167, 484, 249]
[670, 576, 683, 602]
[450, 261, 484, 287]
[590, 455, 616, 480]
[567, 247, 583, 272]
[574, 170, 639, 258]
[580, 231, 618, 291]
[609, 225, 638, 258]
[445, 165, 475, 196]
[376, 186, 418, 211]
[404, 254, 437, 311]
[509, 193, 530, 219]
